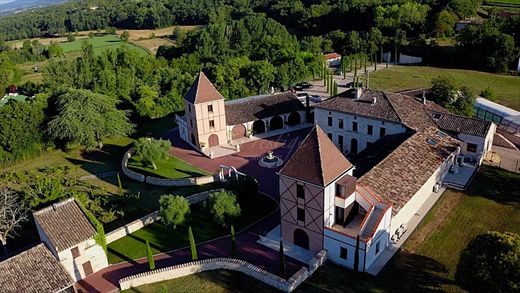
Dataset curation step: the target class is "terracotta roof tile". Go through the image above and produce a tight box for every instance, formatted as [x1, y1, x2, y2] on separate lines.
[0, 244, 73, 293]
[184, 71, 225, 104]
[359, 127, 461, 214]
[279, 125, 353, 186]
[33, 198, 96, 252]
[224, 92, 305, 125]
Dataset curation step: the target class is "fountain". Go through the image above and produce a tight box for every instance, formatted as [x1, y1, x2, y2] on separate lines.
[258, 151, 284, 168]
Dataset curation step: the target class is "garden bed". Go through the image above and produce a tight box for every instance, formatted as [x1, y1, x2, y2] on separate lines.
[107, 192, 277, 264]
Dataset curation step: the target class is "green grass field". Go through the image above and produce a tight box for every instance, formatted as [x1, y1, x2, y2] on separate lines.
[128, 154, 209, 179]
[370, 66, 520, 111]
[485, 0, 520, 4]
[107, 192, 277, 264]
[58, 35, 148, 56]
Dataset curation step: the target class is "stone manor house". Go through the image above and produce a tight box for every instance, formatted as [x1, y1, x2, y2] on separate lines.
[178, 73, 496, 272]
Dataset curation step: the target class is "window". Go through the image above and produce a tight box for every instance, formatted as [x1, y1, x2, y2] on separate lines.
[352, 122, 358, 132]
[190, 119, 193, 127]
[188, 105, 191, 113]
[296, 183, 305, 199]
[338, 135, 344, 151]
[297, 208, 305, 222]
[467, 143, 478, 153]
[340, 247, 348, 259]
[328, 116, 333, 126]
[367, 125, 373, 135]
[207, 104, 213, 113]
[209, 120, 215, 128]
[327, 133, 333, 140]
[71, 246, 80, 258]
[379, 127, 386, 137]
[338, 119, 344, 129]
[375, 241, 380, 254]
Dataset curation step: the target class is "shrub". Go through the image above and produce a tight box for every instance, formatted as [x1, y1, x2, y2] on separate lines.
[134, 137, 171, 170]
[279, 240, 286, 278]
[188, 226, 198, 260]
[456, 231, 520, 292]
[159, 195, 190, 229]
[481, 87, 496, 101]
[209, 190, 241, 226]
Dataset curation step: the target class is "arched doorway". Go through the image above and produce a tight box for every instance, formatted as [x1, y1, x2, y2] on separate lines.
[231, 124, 246, 140]
[270, 115, 283, 131]
[208, 134, 219, 147]
[351, 138, 358, 154]
[287, 112, 301, 126]
[252, 120, 265, 134]
[294, 228, 309, 250]
[191, 134, 196, 146]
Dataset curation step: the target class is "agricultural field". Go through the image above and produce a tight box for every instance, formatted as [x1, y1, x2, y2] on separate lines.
[370, 65, 520, 111]
[57, 35, 148, 56]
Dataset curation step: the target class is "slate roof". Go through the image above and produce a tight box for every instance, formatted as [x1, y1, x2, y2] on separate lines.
[224, 92, 306, 125]
[0, 244, 73, 293]
[279, 125, 353, 186]
[33, 198, 96, 252]
[427, 110, 492, 137]
[183, 71, 225, 104]
[359, 127, 461, 215]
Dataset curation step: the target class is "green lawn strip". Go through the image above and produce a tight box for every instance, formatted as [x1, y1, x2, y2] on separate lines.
[127, 154, 209, 179]
[107, 192, 277, 264]
[121, 269, 278, 293]
[58, 35, 148, 56]
[370, 66, 520, 111]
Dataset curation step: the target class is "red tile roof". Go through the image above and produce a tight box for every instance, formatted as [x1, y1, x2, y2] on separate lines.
[0, 244, 73, 293]
[359, 127, 461, 214]
[33, 198, 97, 252]
[183, 71, 225, 104]
[324, 53, 341, 60]
[279, 125, 353, 186]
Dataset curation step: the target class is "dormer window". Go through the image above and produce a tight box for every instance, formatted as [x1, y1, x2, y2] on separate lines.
[208, 105, 213, 113]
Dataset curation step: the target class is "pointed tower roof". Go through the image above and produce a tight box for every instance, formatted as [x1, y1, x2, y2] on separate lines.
[279, 125, 353, 186]
[184, 71, 225, 104]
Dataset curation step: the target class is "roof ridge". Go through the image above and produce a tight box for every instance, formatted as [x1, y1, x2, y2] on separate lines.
[33, 198, 75, 215]
[315, 126, 326, 186]
[383, 91, 405, 125]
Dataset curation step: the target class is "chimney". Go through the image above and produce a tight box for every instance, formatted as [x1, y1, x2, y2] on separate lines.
[354, 88, 363, 100]
[422, 91, 427, 105]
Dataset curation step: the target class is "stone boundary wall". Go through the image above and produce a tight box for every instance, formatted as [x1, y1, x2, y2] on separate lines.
[121, 148, 216, 186]
[106, 189, 224, 243]
[119, 250, 327, 292]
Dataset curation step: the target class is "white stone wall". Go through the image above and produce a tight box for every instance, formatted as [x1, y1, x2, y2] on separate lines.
[121, 148, 217, 186]
[363, 207, 392, 269]
[458, 122, 496, 165]
[323, 168, 354, 228]
[315, 108, 406, 154]
[58, 239, 108, 282]
[119, 250, 327, 292]
[324, 228, 366, 271]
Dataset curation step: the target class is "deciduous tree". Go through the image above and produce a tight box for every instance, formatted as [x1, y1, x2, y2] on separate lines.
[134, 137, 171, 170]
[159, 195, 190, 229]
[0, 188, 27, 256]
[209, 190, 241, 226]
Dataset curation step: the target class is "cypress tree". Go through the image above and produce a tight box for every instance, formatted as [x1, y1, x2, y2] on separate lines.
[323, 68, 327, 87]
[117, 172, 123, 195]
[231, 225, 237, 257]
[146, 240, 155, 270]
[279, 240, 287, 278]
[188, 226, 198, 260]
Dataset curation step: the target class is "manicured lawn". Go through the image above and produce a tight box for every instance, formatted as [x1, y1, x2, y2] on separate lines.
[58, 35, 148, 56]
[485, 0, 520, 4]
[107, 192, 277, 263]
[127, 154, 209, 179]
[370, 65, 520, 111]
[298, 165, 520, 292]
[121, 269, 277, 293]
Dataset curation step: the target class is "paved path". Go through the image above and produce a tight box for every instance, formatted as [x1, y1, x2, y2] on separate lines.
[76, 128, 311, 292]
[486, 146, 520, 173]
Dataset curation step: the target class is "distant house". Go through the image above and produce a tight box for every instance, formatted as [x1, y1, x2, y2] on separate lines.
[455, 19, 482, 31]
[0, 244, 73, 293]
[33, 198, 108, 282]
[324, 53, 342, 66]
